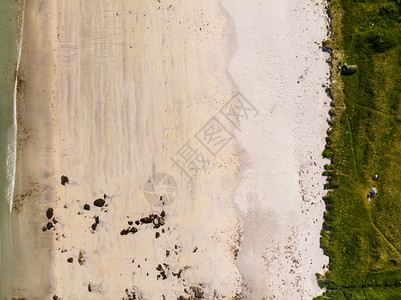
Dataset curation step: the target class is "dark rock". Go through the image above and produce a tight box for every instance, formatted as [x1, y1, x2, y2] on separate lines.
[47, 222, 54, 230]
[140, 217, 152, 224]
[190, 286, 204, 299]
[159, 218, 165, 226]
[166, 250, 170, 257]
[53, 295, 59, 300]
[161, 210, 166, 218]
[88, 284, 92, 292]
[156, 264, 163, 271]
[155, 232, 160, 238]
[153, 218, 159, 226]
[172, 269, 183, 278]
[46, 208, 54, 219]
[95, 216, 99, 224]
[129, 227, 138, 234]
[128, 221, 133, 225]
[120, 229, 129, 235]
[42, 226, 47, 232]
[103, 194, 107, 199]
[84, 204, 90, 211]
[161, 229, 165, 233]
[160, 271, 167, 280]
[67, 257, 73, 263]
[135, 220, 140, 225]
[53, 218, 58, 224]
[91, 223, 97, 231]
[61, 175, 69, 185]
[93, 198, 105, 207]
[153, 224, 160, 229]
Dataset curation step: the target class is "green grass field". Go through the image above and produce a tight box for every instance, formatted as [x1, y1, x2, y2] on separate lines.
[316, 0, 401, 298]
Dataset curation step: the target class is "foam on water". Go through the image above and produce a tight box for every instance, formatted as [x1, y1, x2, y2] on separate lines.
[6, 0, 26, 213]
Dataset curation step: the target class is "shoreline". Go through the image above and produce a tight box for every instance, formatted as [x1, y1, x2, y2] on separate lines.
[1, 0, 57, 298]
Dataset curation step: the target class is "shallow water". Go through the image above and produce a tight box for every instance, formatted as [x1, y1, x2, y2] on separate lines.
[0, 0, 19, 293]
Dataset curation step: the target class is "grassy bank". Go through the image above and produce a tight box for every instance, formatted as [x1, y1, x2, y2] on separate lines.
[316, 0, 401, 298]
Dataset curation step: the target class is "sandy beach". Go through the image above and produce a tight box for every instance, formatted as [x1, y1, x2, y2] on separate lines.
[3, 0, 330, 299]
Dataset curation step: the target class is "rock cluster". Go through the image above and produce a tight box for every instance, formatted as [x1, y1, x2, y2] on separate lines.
[42, 207, 57, 232]
[121, 211, 166, 238]
[156, 263, 168, 280]
[123, 289, 137, 300]
[60, 175, 69, 185]
[178, 286, 205, 299]
[120, 224, 138, 236]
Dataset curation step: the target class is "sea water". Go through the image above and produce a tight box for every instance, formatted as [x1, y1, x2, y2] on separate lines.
[0, 0, 21, 291]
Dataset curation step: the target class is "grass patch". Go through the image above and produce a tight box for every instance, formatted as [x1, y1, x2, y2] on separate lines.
[316, 0, 401, 298]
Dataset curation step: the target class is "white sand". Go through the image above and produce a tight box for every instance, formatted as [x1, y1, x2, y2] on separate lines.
[223, 0, 330, 298]
[9, 0, 330, 299]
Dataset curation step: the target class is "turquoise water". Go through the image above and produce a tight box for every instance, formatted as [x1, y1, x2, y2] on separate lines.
[0, 0, 19, 291]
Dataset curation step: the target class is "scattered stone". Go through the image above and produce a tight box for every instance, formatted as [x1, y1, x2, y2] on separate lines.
[78, 251, 84, 265]
[61, 175, 69, 185]
[161, 210, 166, 218]
[95, 216, 99, 224]
[172, 269, 183, 278]
[135, 220, 140, 225]
[84, 204, 90, 211]
[123, 289, 137, 300]
[46, 208, 54, 219]
[53, 218, 58, 224]
[166, 250, 170, 257]
[42, 226, 47, 232]
[91, 223, 97, 231]
[67, 257, 73, 263]
[128, 221, 133, 225]
[47, 222, 54, 230]
[103, 194, 107, 199]
[88, 284, 92, 292]
[155, 232, 160, 239]
[94, 198, 105, 207]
